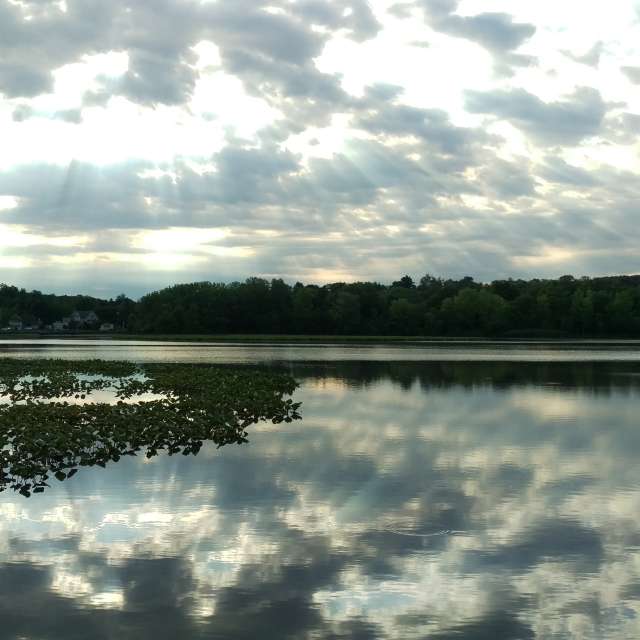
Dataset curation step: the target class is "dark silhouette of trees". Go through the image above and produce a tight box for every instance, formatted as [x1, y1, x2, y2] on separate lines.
[3, 273, 640, 336]
[392, 275, 415, 289]
[0, 284, 135, 331]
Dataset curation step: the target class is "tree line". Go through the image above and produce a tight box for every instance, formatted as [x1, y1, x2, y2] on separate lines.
[0, 285, 135, 330]
[3, 273, 640, 337]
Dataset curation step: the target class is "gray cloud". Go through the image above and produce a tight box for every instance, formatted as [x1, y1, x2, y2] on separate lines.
[622, 112, 640, 134]
[0, 62, 52, 98]
[476, 157, 537, 198]
[174, 142, 301, 208]
[54, 108, 83, 123]
[356, 102, 494, 160]
[537, 157, 599, 187]
[563, 41, 605, 67]
[621, 65, 640, 84]
[292, 0, 381, 42]
[0, 0, 114, 99]
[603, 111, 640, 145]
[0, 0, 376, 114]
[465, 86, 607, 145]
[387, 2, 415, 19]
[0, 160, 157, 230]
[10, 105, 83, 123]
[12, 104, 35, 122]
[419, 0, 536, 75]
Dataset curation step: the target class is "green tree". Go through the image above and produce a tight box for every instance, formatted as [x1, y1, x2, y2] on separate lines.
[570, 287, 595, 335]
[292, 286, 318, 333]
[389, 298, 422, 335]
[329, 291, 361, 334]
[441, 288, 508, 335]
[392, 275, 415, 289]
[607, 290, 638, 334]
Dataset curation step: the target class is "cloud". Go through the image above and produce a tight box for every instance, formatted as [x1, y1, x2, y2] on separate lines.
[10, 105, 83, 123]
[622, 112, 640, 134]
[0, 160, 156, 231]
[352, 85, 501, 176]
[355, 99, 490, 155]
[477, 519, 604, 572]
[175, 141, 301, 208]
[0, 62, 53, 98]
[387, 2, 415, 19]
[465, 86, 607, 145]
[292, 0, 381, 42]
[562, 41, 605, 67]
[419, 0, 537, 75]
[54, 108, 83, 123]
[0, 0, 377, 112]
[428, 607, 535, 640]
[537, 157, 599, 187]
[12, 104, 35, 122]
[476, 157, 537, 198]
[0, 0, 114, 99]
[621, 65, 640, 84]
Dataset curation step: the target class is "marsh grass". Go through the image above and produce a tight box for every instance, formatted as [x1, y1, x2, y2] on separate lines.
[0, 358, 301, 497]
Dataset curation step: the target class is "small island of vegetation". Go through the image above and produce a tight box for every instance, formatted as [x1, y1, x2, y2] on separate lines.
[0, 359, 301, 497]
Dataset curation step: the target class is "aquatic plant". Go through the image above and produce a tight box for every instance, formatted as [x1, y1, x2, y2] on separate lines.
[0, 359, 301, 497]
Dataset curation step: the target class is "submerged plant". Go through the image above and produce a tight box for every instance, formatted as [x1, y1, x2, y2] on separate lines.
[0, 358, 301, 497]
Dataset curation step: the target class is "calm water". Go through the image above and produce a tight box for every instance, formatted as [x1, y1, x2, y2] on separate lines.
[2, 342, 640, 639]
[3, 338, 640, 362]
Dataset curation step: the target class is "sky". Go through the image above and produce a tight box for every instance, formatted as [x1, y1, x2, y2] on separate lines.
[1, 0, 640, 298]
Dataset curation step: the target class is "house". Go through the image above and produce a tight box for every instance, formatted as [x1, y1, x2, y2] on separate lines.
[21, 318, 42, 331]
[99, 322, 115, 332]
[70, 310, 99, 327]
[8, 316, 23, 331]
[52, 320, 68, 332]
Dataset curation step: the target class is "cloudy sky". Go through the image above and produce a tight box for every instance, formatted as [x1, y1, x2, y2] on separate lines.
[1, 0, 640, 298]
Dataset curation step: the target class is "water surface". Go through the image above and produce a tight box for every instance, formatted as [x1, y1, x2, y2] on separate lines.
[4, 338, 640, 362]
[2, 343, 640, 638]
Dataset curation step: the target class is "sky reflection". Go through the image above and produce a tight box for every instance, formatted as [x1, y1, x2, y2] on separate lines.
[2, 361, 640, 639]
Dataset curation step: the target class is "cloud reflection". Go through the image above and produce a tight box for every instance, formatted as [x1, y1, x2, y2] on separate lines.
[2, 362, 640, 638]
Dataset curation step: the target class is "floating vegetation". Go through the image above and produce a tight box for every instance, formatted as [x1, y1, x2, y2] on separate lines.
[0, 358, 301, 497]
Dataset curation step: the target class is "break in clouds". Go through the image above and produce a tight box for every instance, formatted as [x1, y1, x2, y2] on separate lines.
[1, 0, 640, 296]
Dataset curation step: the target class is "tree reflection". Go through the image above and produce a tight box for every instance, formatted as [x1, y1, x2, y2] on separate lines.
[293, 360, 640, 394]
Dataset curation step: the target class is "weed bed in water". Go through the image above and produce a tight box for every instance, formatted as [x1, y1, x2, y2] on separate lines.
[0, 358, 301, 497]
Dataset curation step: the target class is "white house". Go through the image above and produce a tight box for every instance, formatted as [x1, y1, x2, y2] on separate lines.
[99, 322, 115, 332]
[70, 310, 99, 327]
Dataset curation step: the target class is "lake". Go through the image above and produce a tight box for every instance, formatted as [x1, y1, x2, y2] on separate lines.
[2, 340, 640, 639]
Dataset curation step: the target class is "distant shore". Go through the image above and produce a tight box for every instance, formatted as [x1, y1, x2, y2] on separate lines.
[3, 332, 640, 344]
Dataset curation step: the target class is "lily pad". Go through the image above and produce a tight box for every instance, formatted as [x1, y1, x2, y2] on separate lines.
[0, 358, 301, 496]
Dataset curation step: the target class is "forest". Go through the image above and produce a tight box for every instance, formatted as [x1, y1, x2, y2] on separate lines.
[2, 273, 640, 337]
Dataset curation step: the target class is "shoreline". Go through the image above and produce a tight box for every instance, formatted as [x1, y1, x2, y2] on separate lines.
[3, 333, 640, 345]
